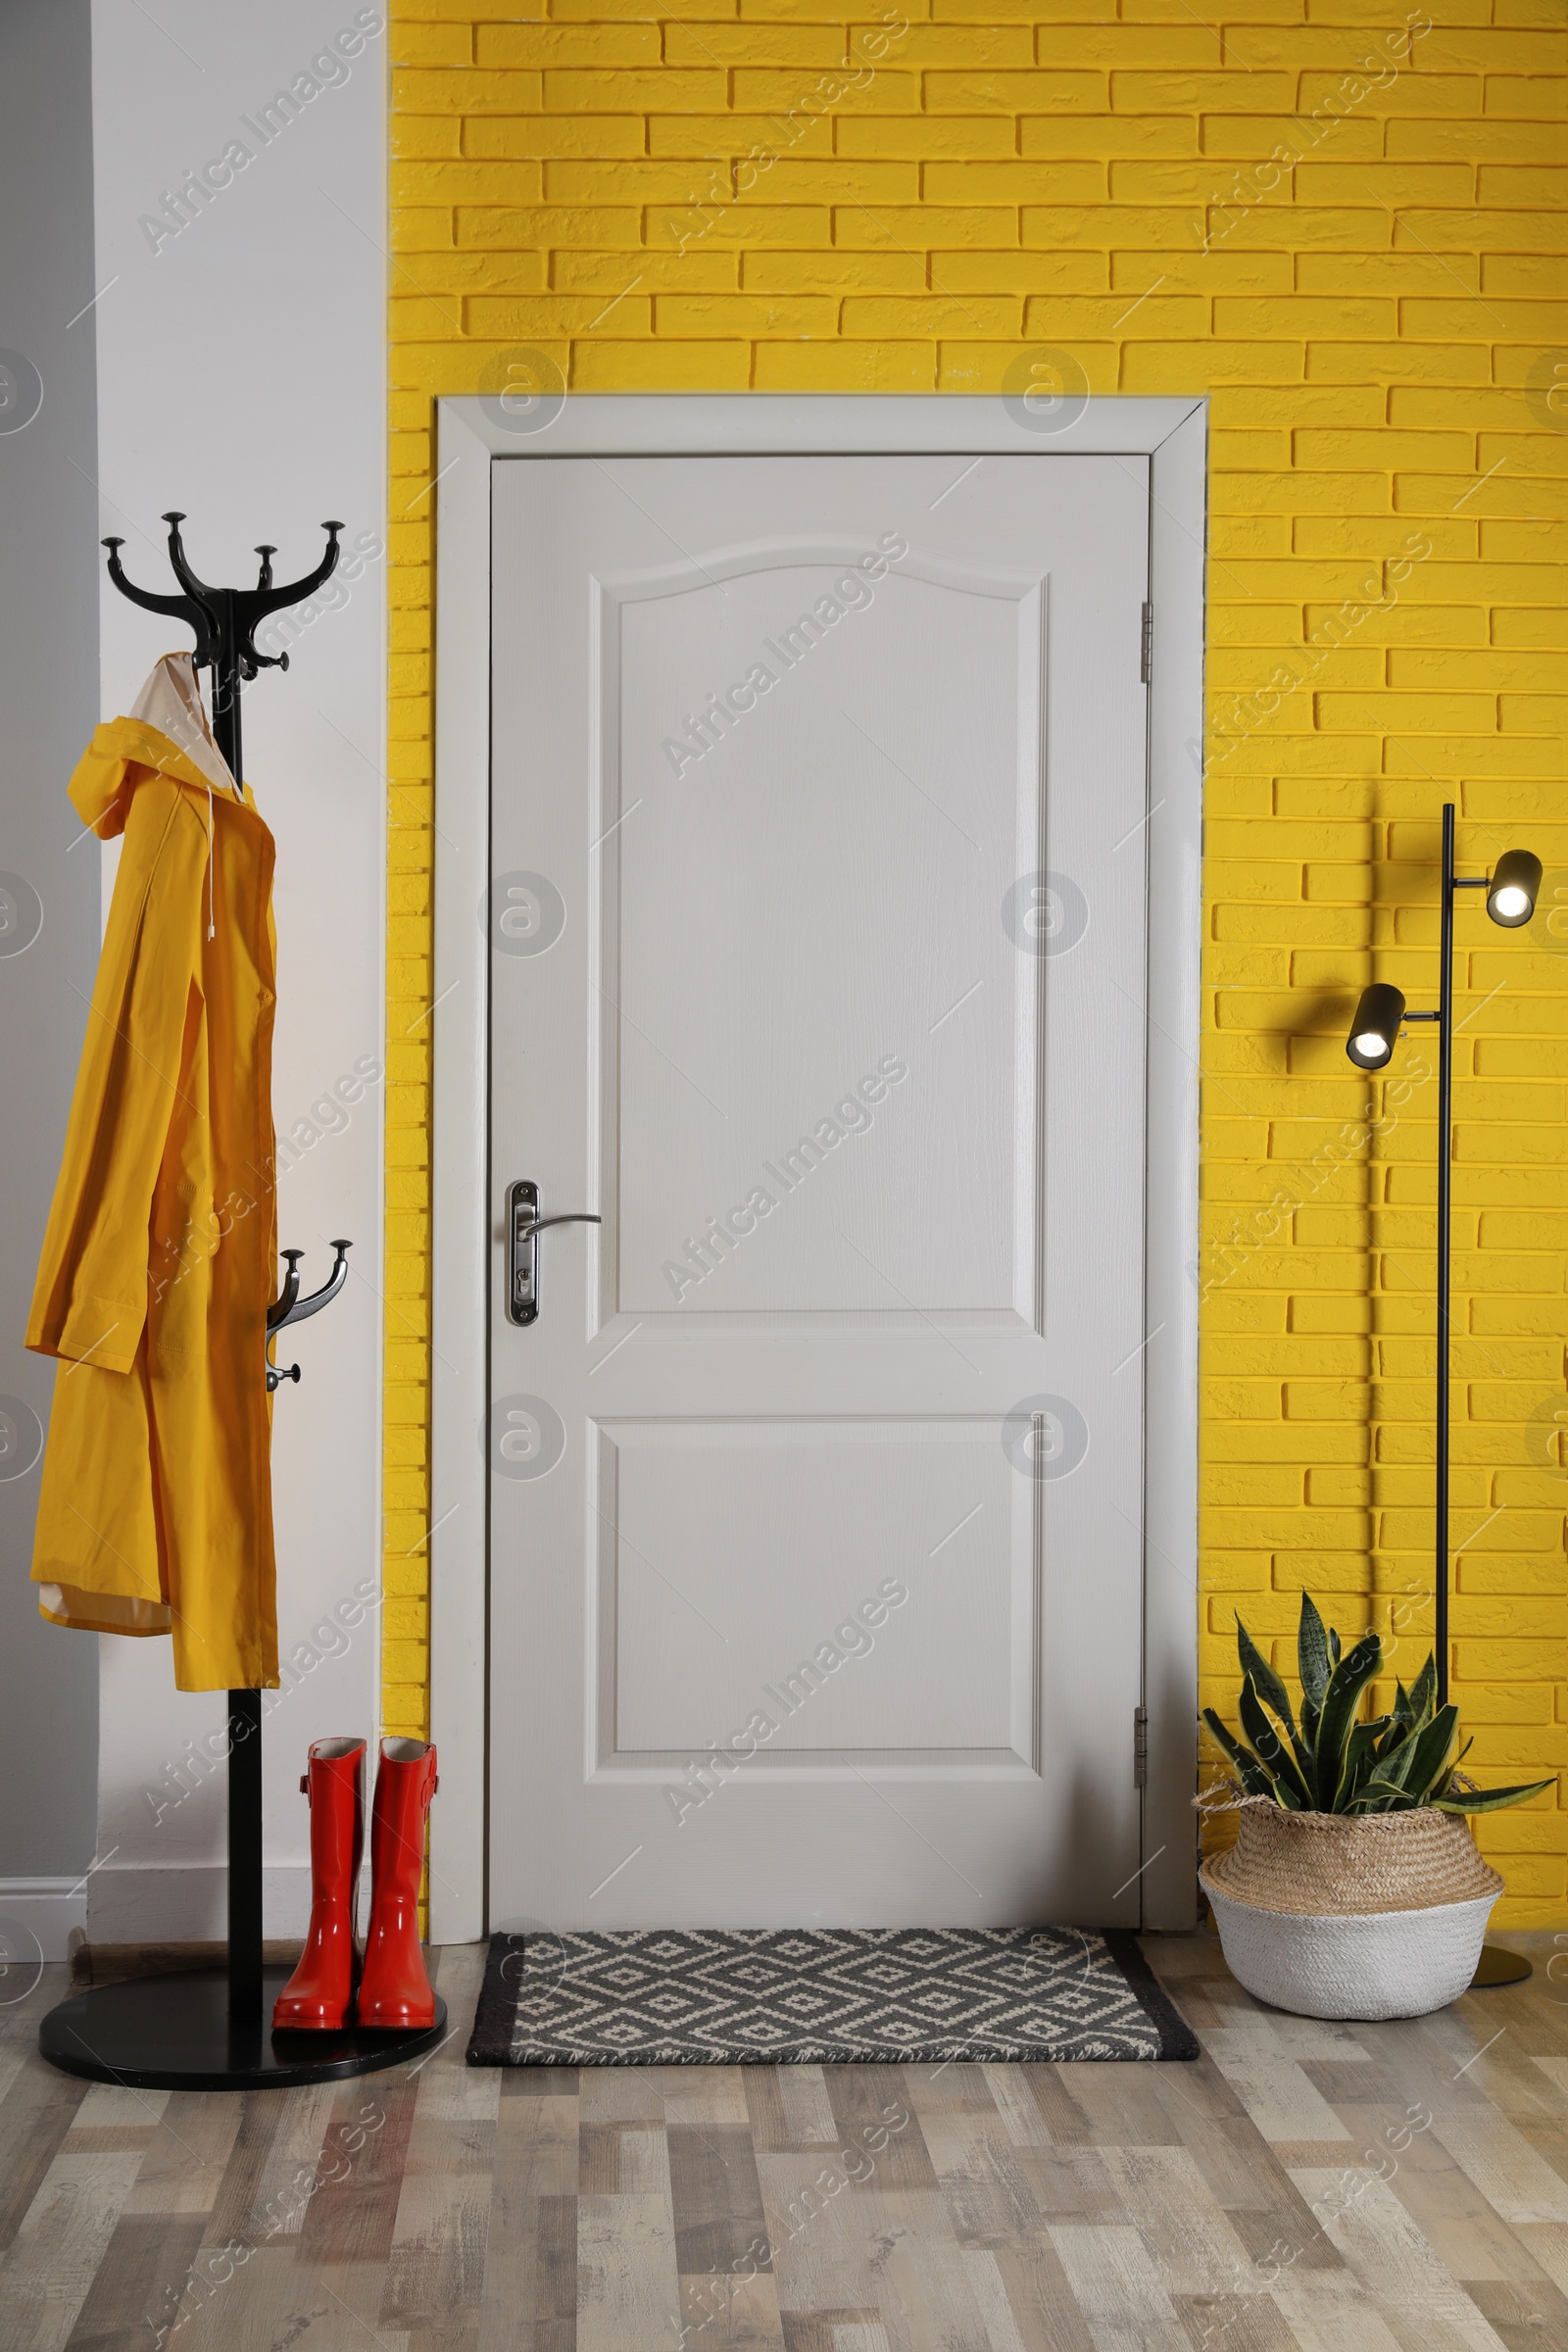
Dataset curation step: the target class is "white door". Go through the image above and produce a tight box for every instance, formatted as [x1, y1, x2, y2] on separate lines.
[487, 453, 1151, 1930]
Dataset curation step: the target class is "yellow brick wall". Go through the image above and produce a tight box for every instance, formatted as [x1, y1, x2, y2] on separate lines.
[386, 0, 1568, 1924]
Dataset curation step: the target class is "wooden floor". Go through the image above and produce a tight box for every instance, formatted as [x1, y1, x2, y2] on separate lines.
[7, 1932, 1568, 2350]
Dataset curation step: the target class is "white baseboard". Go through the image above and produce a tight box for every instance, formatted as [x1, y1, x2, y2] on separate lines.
[84, 1863, 369, 1945]
[0, 1876, 90, 1963]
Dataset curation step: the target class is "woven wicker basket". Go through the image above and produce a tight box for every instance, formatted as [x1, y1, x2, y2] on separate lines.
[1200, 1799, 1502, 2021]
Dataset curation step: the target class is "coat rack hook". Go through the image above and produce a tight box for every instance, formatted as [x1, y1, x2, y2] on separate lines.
[267, 1247, 305, 1334]
[102, 512, 347, 782]
[265, 1240, 351, 1392]
[159, 510, 221, 614]
[247, 521, 344, 618]
[100, 532, 217, 656]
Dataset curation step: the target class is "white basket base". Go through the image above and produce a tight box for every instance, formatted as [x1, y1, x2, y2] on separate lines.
[1204, 1881, 1497, 2022]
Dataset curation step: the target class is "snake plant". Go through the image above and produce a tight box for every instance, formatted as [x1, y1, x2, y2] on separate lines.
[1202, 1593, 1551, 1816]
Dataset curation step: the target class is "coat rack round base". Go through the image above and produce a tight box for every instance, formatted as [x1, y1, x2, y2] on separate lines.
[37, 1969, 449, 2092]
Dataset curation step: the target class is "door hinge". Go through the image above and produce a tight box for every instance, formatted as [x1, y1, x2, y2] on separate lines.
[1133, 1706, 1149, 1788]
[1140, 603, 1152, 685]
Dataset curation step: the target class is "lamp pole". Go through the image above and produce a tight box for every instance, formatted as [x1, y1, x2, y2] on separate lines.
[1347, 802, 1541, 1990]
[1438, 802, 1474, 1712]
[1414, 808, 1514, 1712]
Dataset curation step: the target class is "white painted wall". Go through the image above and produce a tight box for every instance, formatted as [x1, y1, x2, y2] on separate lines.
[0, 0, 101, 1967]
[86, 0, 387, 1938]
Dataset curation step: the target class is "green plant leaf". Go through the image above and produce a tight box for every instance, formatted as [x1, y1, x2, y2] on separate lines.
[1402, 1704, 1460, 1805]
[1341, 1718, 1387, 1806]
[1237, 1616, 1298, 1740]
[1408, 1652, 1437, 1726]
[1200, 1709, 1276, 1801]
[1236, 1615, 1316, 1786]
[1347, 1775, 1421, 1813]
[1314, 1631, 1383, 1809]
[1433, 1778, 1554, 1815]
[1298, 1592, 1332, 1714]
[1329, 1626, 1342, 1668]
[1370, 1728, 1419, 1793]
[1240, 1676, 1312, 1810]
[1375, 1700, 1411, 1763]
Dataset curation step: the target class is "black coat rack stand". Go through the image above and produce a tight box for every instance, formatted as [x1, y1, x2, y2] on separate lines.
[38, 514, 446, 2089]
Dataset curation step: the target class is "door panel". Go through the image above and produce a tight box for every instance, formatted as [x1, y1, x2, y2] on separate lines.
[597, 1420, 1031, 1761]
[603, 550, 1042, 1319]
[488, 454, 1150, 1929]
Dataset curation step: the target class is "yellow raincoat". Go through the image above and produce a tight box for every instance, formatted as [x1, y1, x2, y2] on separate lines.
[27, 659, 281, 1690]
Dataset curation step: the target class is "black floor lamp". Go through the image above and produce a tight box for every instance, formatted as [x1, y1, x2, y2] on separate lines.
[1347, 803, 1543, 1990]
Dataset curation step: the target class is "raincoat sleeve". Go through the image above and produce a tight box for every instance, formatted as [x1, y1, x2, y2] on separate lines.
[26, 769, 204, 1376]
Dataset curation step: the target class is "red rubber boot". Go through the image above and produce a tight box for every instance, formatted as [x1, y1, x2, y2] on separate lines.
[356, 1738, 439, 2030]
[272, 1738, 366, 2031]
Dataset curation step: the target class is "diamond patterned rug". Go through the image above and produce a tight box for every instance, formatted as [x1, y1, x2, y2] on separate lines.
[466, 1926, 1198, 2065]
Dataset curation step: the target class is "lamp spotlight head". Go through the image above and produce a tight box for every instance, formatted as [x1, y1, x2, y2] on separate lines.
[1346, 982, 1406, 1071]
[1487, 847, 1542, 929]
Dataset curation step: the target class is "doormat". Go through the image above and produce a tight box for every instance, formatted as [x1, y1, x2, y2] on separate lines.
[466, 1926, 1198, 2065]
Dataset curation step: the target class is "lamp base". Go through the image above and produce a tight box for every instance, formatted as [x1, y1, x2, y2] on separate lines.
[1470, 1942, 1532, 1990]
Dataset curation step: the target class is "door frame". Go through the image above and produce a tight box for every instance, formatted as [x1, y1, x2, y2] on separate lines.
[425, 393, 1206, 1942]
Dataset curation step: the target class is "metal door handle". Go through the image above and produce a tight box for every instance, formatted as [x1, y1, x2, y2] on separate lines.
[508, 1179, 600, 1326]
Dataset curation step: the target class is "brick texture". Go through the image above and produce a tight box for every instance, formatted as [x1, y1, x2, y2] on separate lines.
[388, 0, 1568, 1922]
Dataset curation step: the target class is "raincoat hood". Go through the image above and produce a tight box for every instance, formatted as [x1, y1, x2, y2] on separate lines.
[71, 652, 252, 840]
